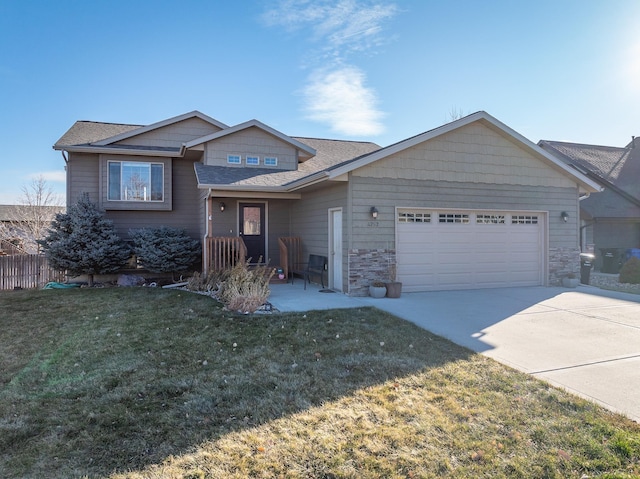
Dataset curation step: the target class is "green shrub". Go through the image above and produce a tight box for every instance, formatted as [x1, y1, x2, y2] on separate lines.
[38, 193, 130, 286]
[619, 256, 640, 284]
[129, 226, 201, 277]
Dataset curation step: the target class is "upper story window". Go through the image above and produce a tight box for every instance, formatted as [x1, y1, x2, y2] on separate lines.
[246, 156, 260, 166]
[227, 155, 241, 165]
[108, 161, 163, 201]
[264, 157, 278, 166]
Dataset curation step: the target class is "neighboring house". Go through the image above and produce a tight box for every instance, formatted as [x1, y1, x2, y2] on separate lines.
[0, 204, 64, 254]
[54, 111, 601, 295]
[539, 138, 640, 272]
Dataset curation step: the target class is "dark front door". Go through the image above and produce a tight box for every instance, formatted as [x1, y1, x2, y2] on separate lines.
[239, 202, 266, 263]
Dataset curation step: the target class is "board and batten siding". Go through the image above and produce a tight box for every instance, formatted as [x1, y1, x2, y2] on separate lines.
[114, 117, 223, 149]
[204, 127, 298, 171]
[291, 183, 349, 287]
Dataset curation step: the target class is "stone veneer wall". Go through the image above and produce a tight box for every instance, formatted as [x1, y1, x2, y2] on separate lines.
[350, 247, 580, 293]
[348, 248, 395, 296]
[548, 246, 580, 286]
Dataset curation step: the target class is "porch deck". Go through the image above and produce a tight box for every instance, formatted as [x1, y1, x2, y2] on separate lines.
[268, 281, 360, 312]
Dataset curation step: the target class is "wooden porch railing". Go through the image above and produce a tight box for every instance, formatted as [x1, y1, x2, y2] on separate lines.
[278, 237, 302, 280]
[206, 236, 247, 272]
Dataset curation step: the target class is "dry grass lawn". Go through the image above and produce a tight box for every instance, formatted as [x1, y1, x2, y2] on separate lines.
[0, 287, 639, 479]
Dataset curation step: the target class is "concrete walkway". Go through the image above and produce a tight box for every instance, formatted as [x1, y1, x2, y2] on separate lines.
[268, 282, 640, 422]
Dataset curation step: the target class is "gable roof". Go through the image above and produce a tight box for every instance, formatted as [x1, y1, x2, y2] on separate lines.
[92, 111, 228, 146]
[194, 138, 381, 190]
[539, 139, 640, 204]
[324, 111, 602, 193]
[194, 111, 602, 193]
[53, 113, 318, 160]
[54, 121, 141, 149]
[185, 119, 317, 160]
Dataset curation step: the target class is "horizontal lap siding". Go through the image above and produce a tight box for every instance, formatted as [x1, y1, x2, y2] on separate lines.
[291, 183, 348, 260]
[106, 159, 201, 239]
[209, 198, 293, 266]
[350, 177, 578, 250]
[115, 117, 222, 149]
[205, 128, 298, 171]
[68, 154, 99, 204]
[267, 200, 291, 265]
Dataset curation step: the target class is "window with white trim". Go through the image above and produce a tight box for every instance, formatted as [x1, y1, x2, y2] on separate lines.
[512, 215, 539, 224]
[476, 214, 505, 224]
[439, 213, 470, 224]
[108, 161, 163, 201]
[264, 157, 278, 166]
[227, 155, 241, 165]
[398, 211, 431, 223]
[246, 156, 260, 166]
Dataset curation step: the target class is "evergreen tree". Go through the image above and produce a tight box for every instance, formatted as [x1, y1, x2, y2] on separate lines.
[38, 193, 131, 286]
[129, 226, 201, 278]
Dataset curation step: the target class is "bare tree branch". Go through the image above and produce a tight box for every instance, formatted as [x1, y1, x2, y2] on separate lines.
[0, 176, 64, 254]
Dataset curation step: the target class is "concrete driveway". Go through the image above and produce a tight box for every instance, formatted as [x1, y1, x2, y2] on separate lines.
[269, 284, 640, 422]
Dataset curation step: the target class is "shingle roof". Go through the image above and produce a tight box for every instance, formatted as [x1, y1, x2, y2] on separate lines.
[0, 205, 65, 221]
[54, 121, 141, 148]
[539, 140, 640, 200]
[54, 117, 382, 189]
[195, 137, 381, 188]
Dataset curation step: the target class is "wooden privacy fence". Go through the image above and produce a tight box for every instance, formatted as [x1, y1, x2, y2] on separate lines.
[0, 255, 65, 290]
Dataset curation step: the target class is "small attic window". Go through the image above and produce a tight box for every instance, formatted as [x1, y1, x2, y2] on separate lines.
[264, 157, 278, 166]
[246, 156, 260, 166]
[227, 155, 241, 165]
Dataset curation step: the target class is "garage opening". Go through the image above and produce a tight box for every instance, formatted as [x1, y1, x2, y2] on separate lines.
[396, 209, 545, 292]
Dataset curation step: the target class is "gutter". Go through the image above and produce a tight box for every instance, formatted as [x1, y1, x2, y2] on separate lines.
[53, 145, 180, 157]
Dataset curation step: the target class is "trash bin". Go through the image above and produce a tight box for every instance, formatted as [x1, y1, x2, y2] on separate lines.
[600, 248, 621, 274]
[580, 253, 594, 284]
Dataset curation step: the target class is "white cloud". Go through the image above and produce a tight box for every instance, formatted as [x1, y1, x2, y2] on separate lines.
[263, 0, 397, 136]
[303, 66, 384, 136]
[263, 0, 397, 57]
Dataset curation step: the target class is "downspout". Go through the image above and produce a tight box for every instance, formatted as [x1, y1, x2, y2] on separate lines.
[60, 150, 70, 205]
[203, 191, 212, 275]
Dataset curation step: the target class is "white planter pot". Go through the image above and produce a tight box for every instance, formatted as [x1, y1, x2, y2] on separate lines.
[369, 285, 387, 298]
[562, 277, 579, 288]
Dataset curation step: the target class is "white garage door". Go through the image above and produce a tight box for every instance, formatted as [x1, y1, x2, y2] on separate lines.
[396, 209, 544, 292]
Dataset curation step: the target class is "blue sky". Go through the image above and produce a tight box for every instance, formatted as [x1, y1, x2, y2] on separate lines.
[1, 0, 639, 204]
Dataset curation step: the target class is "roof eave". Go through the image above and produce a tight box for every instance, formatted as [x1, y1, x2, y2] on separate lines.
[185, 119, 317, 158]
[54, 145, 183, 157]
[326, 111, 603, 193]
[92, 111, 228, 146]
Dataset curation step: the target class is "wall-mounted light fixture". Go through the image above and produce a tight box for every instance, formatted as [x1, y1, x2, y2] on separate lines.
[560, 211, 569, 222]
[219, 202, 226, 212]
[370, 206, 379, 219]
